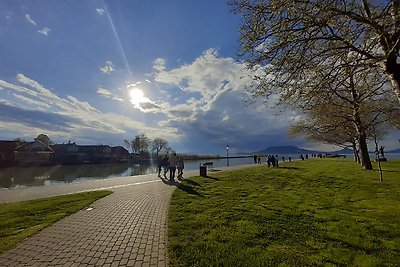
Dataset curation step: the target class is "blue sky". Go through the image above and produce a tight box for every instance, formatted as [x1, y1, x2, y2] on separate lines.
[1, 1, 399, 155]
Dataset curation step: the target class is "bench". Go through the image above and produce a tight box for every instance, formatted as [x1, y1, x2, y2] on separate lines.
[202, 162, 214, 170]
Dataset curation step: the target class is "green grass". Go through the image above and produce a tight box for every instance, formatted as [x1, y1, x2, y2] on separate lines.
[0, 190, 112, 253]
[168, 159, 400, 266]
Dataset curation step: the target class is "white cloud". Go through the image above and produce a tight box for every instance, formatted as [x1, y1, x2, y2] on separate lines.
[97, 87, 112, 97]
[153, 58, 166, 72]
[25, 14, 37, 26]
[99, 61, 115, 74]
[13, 93, 51, 110]
[24, 14, 51, 37]
[96, 8, 106, 15]
[38, 27, 50, 36]
[152, 48, 298, 150]
[97, 87, 123, 102]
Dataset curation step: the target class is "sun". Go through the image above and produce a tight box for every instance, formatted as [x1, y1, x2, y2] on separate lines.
[129, 88, 148, 107]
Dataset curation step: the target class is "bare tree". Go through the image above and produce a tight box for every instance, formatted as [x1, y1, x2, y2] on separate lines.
[151, 138, 170, 158]
[290, 59, 399, 170]
[289, 107, 361, 163]
[230, 0, 400, 104]
[125, 134, 151, 157]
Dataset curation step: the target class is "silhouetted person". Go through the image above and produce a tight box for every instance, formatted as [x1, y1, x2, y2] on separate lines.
[380, 146, 385, 158]
[177, 157, 184, 179]
[157, 156, 162, 177]
[169, 153, 178, 181]
[271, 155, 276, 167]
[253, 155, 257, 164]
[162, 154, 169, 177]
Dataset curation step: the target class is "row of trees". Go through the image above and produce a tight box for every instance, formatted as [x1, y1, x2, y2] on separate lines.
[124, 135, 172, 159]
[230, 0, 400, 170]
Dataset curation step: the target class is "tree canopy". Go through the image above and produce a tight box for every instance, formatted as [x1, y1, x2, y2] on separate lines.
[230, 0, 400, 104]
[124, 135, 171, 158]
[34, 134, 52, 146]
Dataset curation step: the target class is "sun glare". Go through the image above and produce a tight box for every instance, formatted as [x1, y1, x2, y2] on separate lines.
[129, 88, 149, 107]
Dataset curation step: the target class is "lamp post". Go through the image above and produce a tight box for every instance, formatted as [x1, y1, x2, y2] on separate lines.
[226, 145, 229, 166]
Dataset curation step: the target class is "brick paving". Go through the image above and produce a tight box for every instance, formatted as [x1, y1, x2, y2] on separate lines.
[0, 178, 176, 267]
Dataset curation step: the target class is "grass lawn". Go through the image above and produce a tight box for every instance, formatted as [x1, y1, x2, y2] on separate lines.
[0, 190, 112, 253]
[168, 159, 400, 266]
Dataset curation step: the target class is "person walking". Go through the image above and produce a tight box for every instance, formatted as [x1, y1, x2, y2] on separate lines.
[157, 155, 162, 177]
[177, 157, 184, 179]
[168, 152, 178, 181]
[162, 154, 169, 178]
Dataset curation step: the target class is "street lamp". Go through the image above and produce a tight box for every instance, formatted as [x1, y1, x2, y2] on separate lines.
[226, 145, 229, 166]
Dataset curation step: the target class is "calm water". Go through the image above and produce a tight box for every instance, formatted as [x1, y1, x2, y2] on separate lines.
[0, 157, 253, 189]
[1, 154, 399, 189]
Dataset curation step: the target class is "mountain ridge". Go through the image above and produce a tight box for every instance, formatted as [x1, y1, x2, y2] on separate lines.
[254, 145, 353, 155]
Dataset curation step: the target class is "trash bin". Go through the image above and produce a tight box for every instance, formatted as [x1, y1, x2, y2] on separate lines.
[199, 165, 207, 177]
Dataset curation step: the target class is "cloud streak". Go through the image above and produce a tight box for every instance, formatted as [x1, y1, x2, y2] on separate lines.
[25, 14, 37, 26]
[38, 27, 50, 36]
[24, 14, 50, 36]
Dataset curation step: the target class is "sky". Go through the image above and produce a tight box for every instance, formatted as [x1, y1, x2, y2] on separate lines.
[1, 0, 399, 155]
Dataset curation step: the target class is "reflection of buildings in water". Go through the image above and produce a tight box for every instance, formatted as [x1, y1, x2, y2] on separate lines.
[0, 162, 159, 189]
[0, 165, 61, 188]
[48, 163, 139, 182]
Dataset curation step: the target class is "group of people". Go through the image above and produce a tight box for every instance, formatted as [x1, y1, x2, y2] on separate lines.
[157, 153, 184, 181]
[254, 154, 292, 167]
[266, 155, 279, 167]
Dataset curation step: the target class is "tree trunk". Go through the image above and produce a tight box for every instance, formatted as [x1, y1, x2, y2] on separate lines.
[349, 73, 373, 170]
[352, 141, 360, 163]
[383, 56, 400, 104]
[358, 133, 373, 170]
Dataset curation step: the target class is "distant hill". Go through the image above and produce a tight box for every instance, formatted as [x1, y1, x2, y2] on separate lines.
[255, 146, 353, 155]
[387, 148, 400, 153]
[256, 146, 318, 155]
[330, 148, 354, 154]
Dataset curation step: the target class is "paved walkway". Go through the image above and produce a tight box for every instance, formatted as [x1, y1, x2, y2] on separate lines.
[0, 164, 257, 266]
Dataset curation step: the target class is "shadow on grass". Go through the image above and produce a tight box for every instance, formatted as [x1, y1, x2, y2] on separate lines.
[279, 166, 301, 170]
[160, 177, 202, 196]
[203, 175, 220, 181]
[184, 179, 201, 186]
